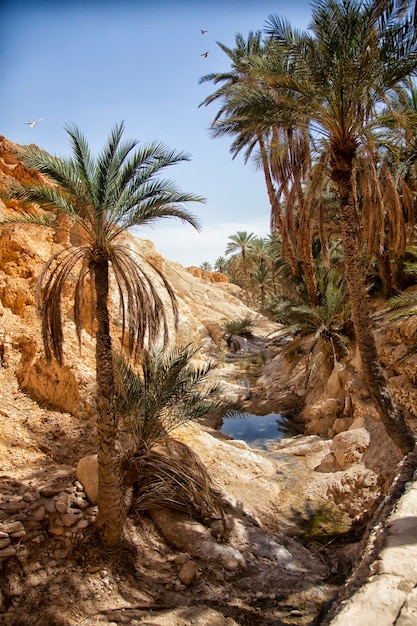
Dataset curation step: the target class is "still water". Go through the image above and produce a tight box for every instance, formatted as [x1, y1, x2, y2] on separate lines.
[221, 413, 295, 450]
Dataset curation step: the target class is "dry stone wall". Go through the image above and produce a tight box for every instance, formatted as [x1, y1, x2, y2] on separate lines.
[0, 472, 96, 563]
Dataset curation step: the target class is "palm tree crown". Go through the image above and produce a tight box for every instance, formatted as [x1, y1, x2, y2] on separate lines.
[8, 121, 204, 362]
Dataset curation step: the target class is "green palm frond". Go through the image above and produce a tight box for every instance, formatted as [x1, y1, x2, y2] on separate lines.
[0, 208, 57, 229]
[115, 344, 242, 451]
[223, 317, 254, 339]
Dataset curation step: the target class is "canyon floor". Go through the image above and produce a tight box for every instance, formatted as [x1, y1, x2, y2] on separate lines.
[1, 358, 363, 626]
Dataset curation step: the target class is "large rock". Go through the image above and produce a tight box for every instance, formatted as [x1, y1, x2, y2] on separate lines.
[331, 428, 370, 469]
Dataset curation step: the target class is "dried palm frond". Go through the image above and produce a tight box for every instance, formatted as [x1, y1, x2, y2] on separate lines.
[128, 438, 225, 528]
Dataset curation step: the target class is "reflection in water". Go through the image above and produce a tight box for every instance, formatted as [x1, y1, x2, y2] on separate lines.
[221, 413, 296, 450]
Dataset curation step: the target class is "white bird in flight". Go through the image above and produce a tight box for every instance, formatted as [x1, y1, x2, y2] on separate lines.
[24, 118, 43, 128]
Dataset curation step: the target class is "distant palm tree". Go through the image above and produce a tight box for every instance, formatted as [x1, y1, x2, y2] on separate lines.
[225, 230, 256, 261]
[2, 122, 204, 543]
[224, 231, 258, 297]
[250, 263, 274, 309]
[214, 256, 228, 273]
[248, 236, 270, 267]
[200, 261, 212, 271]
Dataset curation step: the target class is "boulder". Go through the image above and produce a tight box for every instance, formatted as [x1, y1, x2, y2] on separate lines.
[331, 428, 370, 469]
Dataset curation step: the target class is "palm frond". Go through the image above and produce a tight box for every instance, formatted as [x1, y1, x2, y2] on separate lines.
[128, 438, 224, 524]
[115, 343, 242, 451]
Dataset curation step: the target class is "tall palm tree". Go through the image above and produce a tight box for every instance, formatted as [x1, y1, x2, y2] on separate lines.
[200, 32, 319, 306]
[261, 0, 417, 452]
[198, 33, 298, 268]
[2, 122, 204, 542]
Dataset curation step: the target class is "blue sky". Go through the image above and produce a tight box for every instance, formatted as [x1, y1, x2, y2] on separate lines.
[1, 0, 312, 267]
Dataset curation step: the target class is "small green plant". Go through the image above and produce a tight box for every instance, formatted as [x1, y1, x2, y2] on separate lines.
[291, 500, 352, 545]
[223, 317, 255, 352]
[115, 344, 242, 523]
[223, 317, 254, 339]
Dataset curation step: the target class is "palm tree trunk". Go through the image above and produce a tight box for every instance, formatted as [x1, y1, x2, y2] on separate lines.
[332, 160, 414, 454]
[295, 178, 319, 307]
[94, 259, 126, 544]
[258, 135, 300, 278]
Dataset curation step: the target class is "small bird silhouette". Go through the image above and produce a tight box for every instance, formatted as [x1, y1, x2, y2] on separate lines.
[24, 118, 43, 128]
[200, 51, 209, 58]
[200, 29, 207, 34]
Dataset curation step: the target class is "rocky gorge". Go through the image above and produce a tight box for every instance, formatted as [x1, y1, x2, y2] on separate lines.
[1, 135, 417, 625]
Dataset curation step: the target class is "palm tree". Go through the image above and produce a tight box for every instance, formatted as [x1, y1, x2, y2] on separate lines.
[243, 0, 417, 452]
[249, 263, 274, 309]
[200, 261, 212, 271]
[116, 343, 241, 451]
[274, 269, 351, 355]
[225, 230, 256, 277]
[2, 122, 204, 542]
[199, 31, 319, 306]
[214, 255, 228, 273]
[115, 344, 241, 522]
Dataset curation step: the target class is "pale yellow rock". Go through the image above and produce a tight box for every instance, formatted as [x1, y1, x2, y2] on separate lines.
[76, 454, 98, 504]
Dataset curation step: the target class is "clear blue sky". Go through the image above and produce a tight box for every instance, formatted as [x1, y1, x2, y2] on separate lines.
[1, 0, 312, 267]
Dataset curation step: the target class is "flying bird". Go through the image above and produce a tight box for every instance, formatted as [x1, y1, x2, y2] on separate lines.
[200, 51, 209, 58]
[200, 29, 207, 34]
[24, 118, 43, 128]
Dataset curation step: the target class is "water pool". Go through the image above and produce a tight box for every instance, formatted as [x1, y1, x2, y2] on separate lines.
[221, 413, 295, 450]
